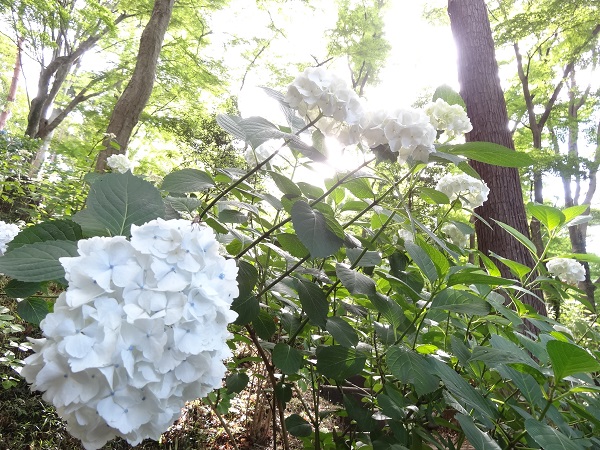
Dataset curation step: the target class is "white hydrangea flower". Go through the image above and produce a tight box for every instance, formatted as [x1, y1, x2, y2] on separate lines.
[398, 229, 414, 243]
[0, 220, 20, 255]
[285, 67, 363, 126]
[21, 219, 238, 450]
[546, 258, 586, 285]
[381, 108, 436, 163]
[435, 173, 490, 209]
[442, 223, 469, 248]
[107, 154, 136, 174]
[425, 98, 473, 141]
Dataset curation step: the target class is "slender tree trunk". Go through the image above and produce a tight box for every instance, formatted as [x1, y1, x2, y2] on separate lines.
[448, 0, 547, 319]
[0, 37, 24, 131]
[95, 0, 175, 173]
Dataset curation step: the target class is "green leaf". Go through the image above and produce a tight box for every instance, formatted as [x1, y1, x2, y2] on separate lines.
[0, 241, 78, 282]
[268, 171, 303, 196]
[316, 345, 366, 380]
[232, 295, 260, 325]
[216, 114, 246, 140]
[431, 358, 498, 422]
[432, 84, 466, 108]
[4, 280, 43, 299]
[326, 316, 359, 348]
[492, 220, 538, 256]
[218, 209, 248, 224]
[457, 161, 483, 179]
[285, 414, 312, 437]
[226, 373, 249, 395]
[294, 278, 328, 329]
[405, 241, 438, 283]
[447, 272, 515, 287]
[469, 347, 537, 368]
[526, 203, 565, 231]
[369, 293, 405, 331]
[455, 414, 502, 450]
[73, 172, 165, 237]
[161, 169, 215, 193]
[562, 205, 589, 224]
[276, 233, 309, 258]
[416, 238, 450, 277]
[524, 419, 586, 450]
[272, 343, 304, 374]
[336, 264, 376, 296]
[16, 297, 50, 325]
[7, 220, 82, 251]
[164, 196, 203, 215]
[431, 289, 491, 316]
[489, 252, 531, 279]
[252, 309, 277, 340]
[441, 142, 533, 167]
[417, 187, 450, 204]
[547, 340, 600, 380]
[343, 394, 378, 431]
[387, 346, 439, 396]
[346, 248, 381, 267]
[291, 201, 344, 259]
[344, 177, 374, 199]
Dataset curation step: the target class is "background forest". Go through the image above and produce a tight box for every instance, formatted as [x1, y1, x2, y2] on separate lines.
[0, 0, 599, 449]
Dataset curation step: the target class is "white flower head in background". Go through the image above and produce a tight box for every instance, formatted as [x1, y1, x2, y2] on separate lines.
[107, 154, 136, 174]
[0, 220, 20, 255]
[546, 258, 585, 285]
[442, 223, 469, 248]
[425, 98, 473, 141]
[398, 228, 414, 243]
[435, 173, 489, 209]
[21, 219, 238, 449]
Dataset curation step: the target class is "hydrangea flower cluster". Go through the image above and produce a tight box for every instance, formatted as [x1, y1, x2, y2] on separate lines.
[285, 66, 363, 126]
[546, 258, 586, 285]
[435, 173, 490, 209]
[424, 98, 473, 141]
[0, 220, 20, 255]
[442, 223, 469, 248]
[21, 219, 238, 449]
[107, 154, 136, 174]
[285, 67, 439, 164]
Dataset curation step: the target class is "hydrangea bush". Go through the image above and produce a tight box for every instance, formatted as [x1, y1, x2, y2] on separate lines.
[1, 67, 599, 449]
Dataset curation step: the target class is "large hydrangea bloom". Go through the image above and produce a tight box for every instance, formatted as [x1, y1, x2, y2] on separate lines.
[0, 220, 20, 255]
[546, 258, 586, 285]
[21, 219, 238, 449]
[424, 98, 473, 141]
[435, 173, 490, 209]
[106, 154, 136, 174]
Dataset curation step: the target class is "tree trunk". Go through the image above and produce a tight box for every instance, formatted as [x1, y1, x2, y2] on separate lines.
[95, 0, 175, 173]
[0, 37, 24, 131]
[447, 0, 547, 319]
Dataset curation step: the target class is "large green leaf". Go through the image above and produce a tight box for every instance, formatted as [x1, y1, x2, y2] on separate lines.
[405, 241, 438, 283]
[326, 316, 359, 348]
[562, 205, 589, 224]
[16, 297, 50, 325]
[547, 340, 600, 380]
[431, 289, 491, 316]
[492, 220, 538, 256]
[343, 394, 377, 432]
[276, 233, 309, 258]
[447, 272, 515, 287]
[252, 309, 277, 340]
[526, 203, 565, 231]
[316, 345, 366, 380]
[161, 169, 215, 193]
[524, 419, 586, 450]
[294, 278, 328, 328]
[285, 414, 312, 437]
[387, 346, 438, 396]
[73, 172, 165, 237]
[335, 264, 376, 296]
[232, 295, 260, 325]
[269, 171, 303, 196]
[272, 343, 304, 374]
[226, 372, 249, 395]
[441, 142, 533, 167]
[369, 293, 405, 331]
[0, 241, 78, 282]
[7, 220, 82, 251]
[4, 280, 43, 299]
[346, 248, 382, 267]
[291, 201, 344, 258]
[455, 414, 502, 450]
[432, 84, 466, 108]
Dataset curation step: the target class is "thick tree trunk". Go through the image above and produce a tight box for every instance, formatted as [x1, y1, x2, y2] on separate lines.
[0, 37, 24, 131]
[448, 0, 547, 318]
[95, 0, 175, 173]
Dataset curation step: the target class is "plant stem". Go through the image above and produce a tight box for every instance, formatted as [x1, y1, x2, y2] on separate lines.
[204, 397, 240, 450]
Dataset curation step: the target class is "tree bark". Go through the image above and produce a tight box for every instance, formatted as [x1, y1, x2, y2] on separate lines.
[0, 37, 24, 131]
[95, 0, 175, 173]
[448, 0, 547, 318]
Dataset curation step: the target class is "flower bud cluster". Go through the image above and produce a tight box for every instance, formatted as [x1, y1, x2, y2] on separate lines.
[546, 258, 586, 285]
[424, 98, 473, 141]
[21, 219, 238, 449]
[435, 173, 490, 209]
[107, 154, 136, 174]
[0, 220, 19, 255]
